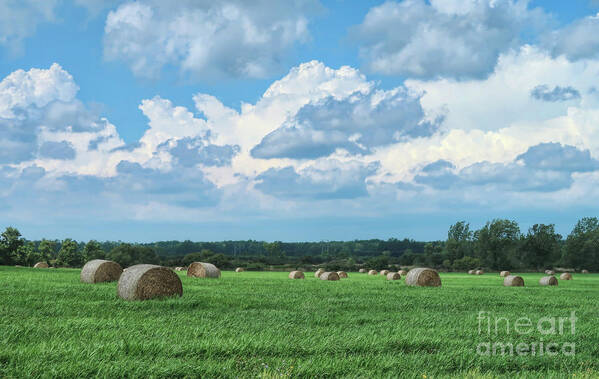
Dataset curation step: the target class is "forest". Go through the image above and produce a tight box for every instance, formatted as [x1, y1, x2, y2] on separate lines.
[1, 217, 598, 272]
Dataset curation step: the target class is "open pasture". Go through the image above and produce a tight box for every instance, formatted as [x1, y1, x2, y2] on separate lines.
[1, 267, 599, 378]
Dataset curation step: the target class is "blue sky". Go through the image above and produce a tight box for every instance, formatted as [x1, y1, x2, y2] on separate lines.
[1, 0, 599, 242]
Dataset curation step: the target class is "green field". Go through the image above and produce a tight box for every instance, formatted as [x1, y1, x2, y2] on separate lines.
[1, 267, 599, 378]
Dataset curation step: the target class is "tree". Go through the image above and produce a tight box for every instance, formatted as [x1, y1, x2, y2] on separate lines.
[446, 221, 473, 263]
[521, 224, 561, 269]
[83, 240, 105, 261]
[474, 219, 521, 270]
[16, 242, 40, 266]
[38, 239, 57, 264]
[0, 227, 24, 265]
[56, 239, 83, 267]
[563, 217, 599, 270]
[108, 243, 160, 267]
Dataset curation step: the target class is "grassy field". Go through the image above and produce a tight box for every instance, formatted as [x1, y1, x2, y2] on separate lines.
[1, 267, 599, 378]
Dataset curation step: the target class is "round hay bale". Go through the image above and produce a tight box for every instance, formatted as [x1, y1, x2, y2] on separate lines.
[187, 262, 221, 278]
[33, 262, 49, 268]
[289, 271, 305, 279]
[468, 269, 475, 275]
[337, 271, 348, 279]
[359, 268, 367, 273]
[560, 272, 572, 280]
[539, 276, 558, 286]
[368, 269, 378, 276]
[315, 268, 325, 278]
[405, 268, 441, 287]
[500, 271, 510, 277]
[398, 270, 408, 276]
[475, 270, 484, 275]
[80, 259, 123, 284]
[117, 264, 183, 300]
[545, 269, 555, 275]
[174, 267, 186, 272]
[582, 269, 589, 274]
[387, 272, 401, 280]
[320, 272, 340, 281]
[380, 269, 390, 276]
[235, 267, 244, 273]
[503, 275, 524, 287]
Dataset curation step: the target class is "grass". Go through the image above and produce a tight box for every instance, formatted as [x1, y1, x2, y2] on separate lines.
[1, 267, 599, 378]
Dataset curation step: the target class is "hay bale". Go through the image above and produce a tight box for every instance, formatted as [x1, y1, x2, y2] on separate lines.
[337, 271, 348, 279]
[539, 276, 558, 286]
[80, 259, 123, 284]
[503, 275, 524, 287]
[560, 272, 572, 280]
[545, 269, 555, 275]
[368, 269, 378, 276]
[475, 270, 484, 275]
[582, 269, 589, 274]
[34, 262, 49, 268]
[235, 267, 244, 273]
[187, 262, 221, 278]
[398, 270, 408, 276]
[387, 272, 401, 280]
[117, 264, 183, 300]
[320, 272, 340, 281]
[359, 268, 367, 273]
[174, 267, 186, 272]
[500, 271, 510, 277]
[289, 271, 305, 279]
[468, 270, 475, 275]
[405, 268, 441, 287]
[315, 268, 325, 278]
[380, 269, 390, 276]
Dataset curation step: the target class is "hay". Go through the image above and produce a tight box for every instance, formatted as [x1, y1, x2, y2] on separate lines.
[500, 271, 510, 277]
[475, 270, 484, 275]
[315, 268, 325, 278]
[539, 276, 558, 286]
[320, 272, 340, 281]
[380, 269, 390, 276]
[174, 267, 186, 271]
[503, 275, 524, 287]
[117, 264, 183, 300]
[582, 269, 589, 274]
[337, 271, 348, 278]
[368, 269, 378, 276]
[187, 262, 221, 278]
[80, 259, 123, 284]
[398, 270, 408, 276]
[387, 272, 401, 280]
[560, 272, 572, 280]
[545, 270, 555, 275]
[468, 270, 475, 275]
[405, 268, 441, 287]
[359, 268, 367, 273]
[33, 262, 49, 268]
[289, 271, 305, 279]
[235, 267, 244, 273]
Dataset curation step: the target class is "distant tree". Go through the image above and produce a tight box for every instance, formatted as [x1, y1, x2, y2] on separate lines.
[56, 239, 83, 267]
[474, 219, 520, 270]
[83, 240, 105, 261]
[563, 217, 599, 270]
[107, 243, 160, 267]
[38, 239, 57, 263]
[16, 242, 40, 266]
[452, 256, 481, 271]
[446, 221, 473, 263]
[0, 227, 24, 265]
[521, 224, 561, 269]
[399, 249, 417, 266]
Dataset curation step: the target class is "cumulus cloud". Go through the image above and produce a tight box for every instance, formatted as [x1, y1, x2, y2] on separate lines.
[544, 13, 599, 61]
[354, 0, 547, 79]
[103, 0, 320, 79]
[530, 85, 580, 102]
[415, 143, 599, 192]
[0, 0, 59, 55]
[251, 86, 439, 159]
[39, 141, 76, 160]
[255, 159, 379, 199]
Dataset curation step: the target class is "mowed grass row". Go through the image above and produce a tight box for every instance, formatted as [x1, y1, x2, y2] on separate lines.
[1, 267, 599, 378]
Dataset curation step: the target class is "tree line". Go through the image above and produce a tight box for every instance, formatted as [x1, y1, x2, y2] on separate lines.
[1, 217, 598, 271]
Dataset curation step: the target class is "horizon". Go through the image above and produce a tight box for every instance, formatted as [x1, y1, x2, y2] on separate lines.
[2, 1, 599, 241]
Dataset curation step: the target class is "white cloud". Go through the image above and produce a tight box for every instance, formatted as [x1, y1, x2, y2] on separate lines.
[103, 0, 320, 79]
[0, 0, 59, 55]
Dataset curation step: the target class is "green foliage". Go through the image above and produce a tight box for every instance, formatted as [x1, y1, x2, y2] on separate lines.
[521, 224, 562, 269]
[452, 255, 481, 270]
[83, 240, 105, 261]
[0, 227, 24, 265]
[107, 243, 159, 267]
[38, 239, 57, 263]
[563, 217, 599, 270]
[56, 239, 83, 267]
[474, 219, 521, 270]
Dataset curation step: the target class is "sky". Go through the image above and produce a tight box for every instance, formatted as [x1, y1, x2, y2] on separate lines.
[1, 0, 599, 242]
